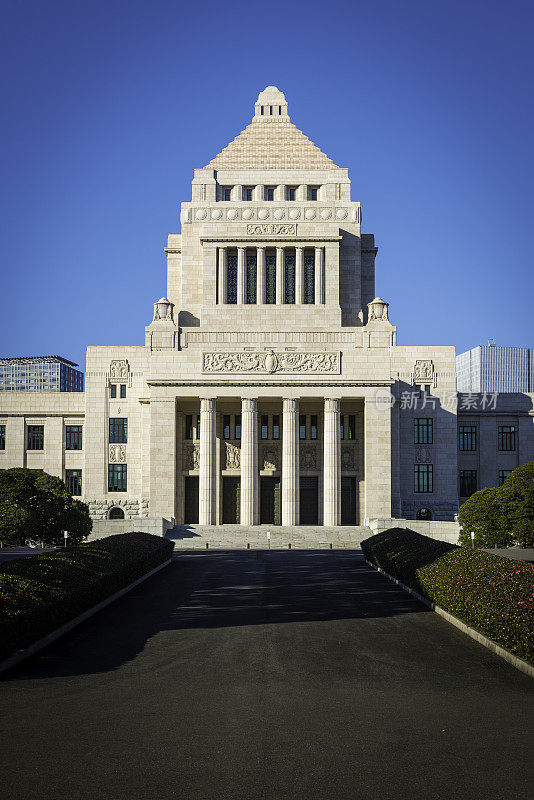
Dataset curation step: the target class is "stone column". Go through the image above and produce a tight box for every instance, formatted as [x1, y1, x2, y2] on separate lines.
[364, 395, 392, 523]
[240, 398, 259, 525]
[257, 246, 266, 304]
[218, 247, 227, 304]
[276, 247, 284, 304]
[282, 397, 299, 525]
[323, 398, 341, 526]
[315, 247, 324, 304]
[295, 246, 304, 304]
[199, 398, 217, 525]
[237, 247, 246, 305]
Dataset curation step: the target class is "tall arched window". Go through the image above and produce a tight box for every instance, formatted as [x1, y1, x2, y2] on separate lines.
[246, 252, 257, 304]
[284, 250, 295, 304]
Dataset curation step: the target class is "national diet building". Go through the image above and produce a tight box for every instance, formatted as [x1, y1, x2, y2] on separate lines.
[2, 87, 533, 536]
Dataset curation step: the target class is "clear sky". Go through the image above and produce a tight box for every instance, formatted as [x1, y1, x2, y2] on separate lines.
[1, 0, 533, 372]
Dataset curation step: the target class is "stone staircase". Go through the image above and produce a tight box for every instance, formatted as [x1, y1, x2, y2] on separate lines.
[166, 524, 371, 550]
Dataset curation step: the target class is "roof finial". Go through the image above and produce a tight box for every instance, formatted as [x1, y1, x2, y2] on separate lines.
[253, 86, 289, 121]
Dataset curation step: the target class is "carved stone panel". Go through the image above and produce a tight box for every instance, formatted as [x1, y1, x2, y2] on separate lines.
[415, 446, 432, 463]
[300, 444, 317, 470]
[341, 444, 356, 470]
[109, 359, 129, 379]
[413, 359, 434, 383]
[225, 442, 241, 469]
[108, 444, 126, 463]
[261, 446, 279, 470]
[183, 443, 200, 470]
[203, 350, 340, 374]
[246, 223, 296, 236]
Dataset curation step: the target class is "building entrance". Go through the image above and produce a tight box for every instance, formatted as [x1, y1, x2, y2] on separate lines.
[184, 476, 199, 524]
[222, 476, 241, 524]
[260, 476, 281, 525]
[299, 476, 319, 524]
[341, 476, 358, 525]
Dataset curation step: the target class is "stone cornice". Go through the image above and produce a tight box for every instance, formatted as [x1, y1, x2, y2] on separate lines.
[200, 236, 342, 245]
[147, 379, 393, 388]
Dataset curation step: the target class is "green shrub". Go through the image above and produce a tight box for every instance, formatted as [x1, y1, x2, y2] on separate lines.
[362, 528, 534, 665]
[0, 468, 92, 546]
[0, 533, 174, 661]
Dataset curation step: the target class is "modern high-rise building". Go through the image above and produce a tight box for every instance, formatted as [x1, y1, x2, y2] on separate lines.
[456, 346, 534, 393]
[0, 356, 84, 392]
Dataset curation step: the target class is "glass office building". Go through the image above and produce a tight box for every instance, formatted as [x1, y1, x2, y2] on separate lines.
[456, 346, 534, 393]
[0, 356, 84, 392]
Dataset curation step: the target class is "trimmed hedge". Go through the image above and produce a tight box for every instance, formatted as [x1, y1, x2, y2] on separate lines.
[0, 533, 174, 661]
[361, 528, 534, 665]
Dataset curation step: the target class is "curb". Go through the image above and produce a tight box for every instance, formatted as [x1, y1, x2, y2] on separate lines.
[0, 558, 172, 676]
[364, 558, 534, 680]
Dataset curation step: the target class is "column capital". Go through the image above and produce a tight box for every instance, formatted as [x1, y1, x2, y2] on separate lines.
[200, 397, 216, 413]
[324, 398, 341, 413]
[241, 397, 258, 413]
[282, 397, 299, 413]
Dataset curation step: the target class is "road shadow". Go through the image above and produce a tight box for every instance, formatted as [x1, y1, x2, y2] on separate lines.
[3, 550, 428, 681]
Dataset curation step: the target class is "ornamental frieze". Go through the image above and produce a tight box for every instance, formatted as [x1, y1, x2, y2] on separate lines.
[246, 223, 296, 236]
[202, 350, 340, 375]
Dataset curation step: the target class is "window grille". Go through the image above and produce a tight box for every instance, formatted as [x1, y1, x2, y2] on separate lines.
[414, 464, 433, 493]
[304, 251, 315, 304]
[265, 254, 276, 304]
[498, 425, 516, 451]
[226, 252, 238, 304]
[108, 464, 127, 492]
[414, 419, 433, 444]
[66, 469, 82, 496]
[109, 418, 127, 444]
[459, 425, 477, 451]
[246, 252, 257, 304]
[284, 251, 295, 304]
[66, 425, 83, 450]
[27, 425, 44, 450]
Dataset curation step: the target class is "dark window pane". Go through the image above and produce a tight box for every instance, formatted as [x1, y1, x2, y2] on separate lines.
[224, 188, 231, 201]
[196, 415, 200, 439]
[65, 469, 82, 496]
[261, 415, 268, 439]
[340, 415, 345, 440]
[348, 415, 356, 440]
[108, 464, 127, 492]
[284, 251, 295, 304]
[304, 251, 315, 304]
[309, 187, 318, 200]
[310, 415, 318, 440]
[245, 188, 253, 201]
[246, 252, 257, 304]
[66, 425, 82, 450]
[110, 384, 117, 398]
[459, 470, 477, 497]
[272, 415, 280, 439]
[265, 254, 276, 304]
[27, 425, 44, 450]
[498, 469, 512, 486]
[498, 425, 516, 451]
[414, 464, 433, 493]
[120, 385, 126, 399]
[185, 415, 193, 440]
[109, 418, 127, 443]
[234, 414, 241, 440]
[226, 252, 238, 304]
[266, 188, 274, 201]
[459, 425, 476, 451]
[288, 188, 296, 200]
[223, 415, 231, 440]
[299, 415, 306, 439]
[414, 418, 433, 445]
[0, 424, 5, 450]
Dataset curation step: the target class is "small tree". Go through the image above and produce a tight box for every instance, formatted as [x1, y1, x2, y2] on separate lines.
[0, 468, 92, 546]
[458, 487, 512, 548]
[500, 462, 534, 546]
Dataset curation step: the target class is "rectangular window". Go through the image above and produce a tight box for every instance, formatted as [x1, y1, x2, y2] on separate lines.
[284, 251, 295, 304]
[459, 425, 477, 451]
[299, 415, 306, 439]
[310, 415, 318, 440]
[459, 470, 477, 497]
[498, 425, 516, 451]
[27, 425, 44, 450]
[234, 414, 241, 440]
[223, 188, 232, 201]
[414, 464, 433, 493]
[223, 415, 231, 440]
[308, 186, 318, 201]
[273, 414, 280, 440]
[288, 187, 296, 201]
[65, 469, 82, 496]
[196, 414, 200, 439]
[120, 384, 126, 399]
[110, 384, 117, 398]
[414, 418, 433, 445]
[109, 418, 127, 443]
[185, 414, 193, 440]
[226, 252, 238, 305]
[261, 415, 268, 440]
[340, 415, 345, 440]
[108, 464, 127, 492]
[348, 415, 356, 440]
[0, 424, 5, 450]
[303, 251, 315, 304]
[498, 469, 512, 486]
[244, 187, 253, 201]
[65, 425, 83, 450]
[266, 187, 274, 201]
[265, 253, 276, 304]
[246, 252, 257, 304]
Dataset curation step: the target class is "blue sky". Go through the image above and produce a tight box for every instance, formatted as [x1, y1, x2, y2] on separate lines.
[1, 0, 532, 371]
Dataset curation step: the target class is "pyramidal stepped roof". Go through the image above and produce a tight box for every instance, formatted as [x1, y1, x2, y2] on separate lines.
[204, 87, 339, 170]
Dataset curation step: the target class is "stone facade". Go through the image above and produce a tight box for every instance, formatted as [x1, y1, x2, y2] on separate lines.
[1, 86, 533, 527]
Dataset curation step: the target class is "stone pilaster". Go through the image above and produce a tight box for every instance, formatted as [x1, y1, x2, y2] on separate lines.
[282, 397, 299, 525]
[240, 397, 259, 525]
[237, 247, 246, 305]
[199, 397, 217, 525]
[218, 247, 227, 304]
[149, 398, 176, 521]
[323, 398, 341, 525]
[257, 247, 266, 304]
[276, 247, 284, 304]
[364, 395, 392, 522]
[295, 246, 304, 304]
[315, 247, 324, 304]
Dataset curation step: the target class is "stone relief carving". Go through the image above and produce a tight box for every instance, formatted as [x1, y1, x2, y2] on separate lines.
[203, 350, 340, 375]
[413, 359, 434, 383]
[262, 446, 279, 470]
[183, 443, 200, 470]
[108, 444, 126, 463]
[109, 359, 129, 379]
[246, 223, 296, 236]
[415, 446, 432, 463]
[225, 442, 241, 469]
[341, 445, 355, 470]
[300, 444, 317, 470]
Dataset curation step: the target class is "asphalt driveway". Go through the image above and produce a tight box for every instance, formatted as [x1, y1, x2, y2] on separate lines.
[1, 550, 532, 800]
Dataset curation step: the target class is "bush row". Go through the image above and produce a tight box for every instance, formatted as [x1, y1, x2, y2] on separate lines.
[361, 528, 534, 665]
[0, 533, 174, 661]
